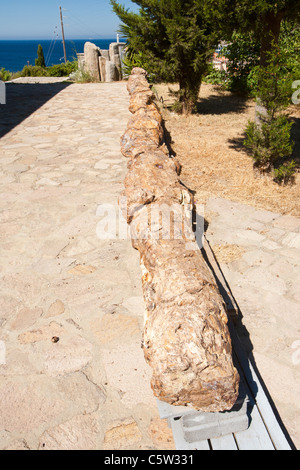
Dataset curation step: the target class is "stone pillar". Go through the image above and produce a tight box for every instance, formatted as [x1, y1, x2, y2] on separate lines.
[84, 42, 101, 81]
[118, 44, 127, 79]
[77, 53, 85, 70]
[100, 49, 109, 60]
[106, 60, 118, 82]
[82, 41, 126, 82]
[98, 57, 106, 82]
[109, 42, 122, 81]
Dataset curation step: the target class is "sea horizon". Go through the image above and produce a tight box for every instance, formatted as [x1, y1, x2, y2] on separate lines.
[0, 38, 118, 72]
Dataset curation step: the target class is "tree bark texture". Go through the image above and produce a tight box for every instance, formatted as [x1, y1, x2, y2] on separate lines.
[120, 67, 240, 412]
[259, 11, 284, 68]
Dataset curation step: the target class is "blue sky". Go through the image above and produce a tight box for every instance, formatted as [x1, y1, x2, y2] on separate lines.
[0, 0, 138, 39]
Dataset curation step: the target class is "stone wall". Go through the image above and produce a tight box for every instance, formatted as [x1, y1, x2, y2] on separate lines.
[80, 41, 126, 83]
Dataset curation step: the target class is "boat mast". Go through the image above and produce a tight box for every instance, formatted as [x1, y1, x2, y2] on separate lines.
[59, 6, 67, 64]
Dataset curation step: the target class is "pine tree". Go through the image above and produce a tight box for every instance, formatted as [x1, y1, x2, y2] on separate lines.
[111, 0, 222, 114]
[244, 42, 295, 173]
[35, 44, 46, 68]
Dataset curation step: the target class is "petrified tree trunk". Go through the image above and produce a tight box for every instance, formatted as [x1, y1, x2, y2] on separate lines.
[84, 42, 101, 81]
[120, 67, 240, 412]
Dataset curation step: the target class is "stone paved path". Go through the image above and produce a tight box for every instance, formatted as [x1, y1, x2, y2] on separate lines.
[205, 197, 300, 448]
[0, 81, 175, 450]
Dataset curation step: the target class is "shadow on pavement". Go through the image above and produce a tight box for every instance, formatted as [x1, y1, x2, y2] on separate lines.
[0, 82, 71, 139]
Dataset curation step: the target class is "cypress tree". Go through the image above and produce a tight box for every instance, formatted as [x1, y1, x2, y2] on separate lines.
[35, 44, 46, 68]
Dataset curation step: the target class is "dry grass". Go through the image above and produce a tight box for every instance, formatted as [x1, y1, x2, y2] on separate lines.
[154, 83, 300, 216]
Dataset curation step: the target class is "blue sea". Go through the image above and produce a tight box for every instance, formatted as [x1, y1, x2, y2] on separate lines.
[0, 39, 116, 72]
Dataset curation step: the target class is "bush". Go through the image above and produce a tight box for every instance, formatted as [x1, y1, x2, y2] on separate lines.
[223, 32, 260, 93]
[69, 68, 95, 83]
[20, 65, 49, 77]
[0, 61, 77, 82]
[244, 116, 294, 171]
[121, 50, 156, 82]
[47, 61, 77, 77]
[244, 41, 296, 182]
[279, 19, 300, 82]
[273, 160, 297, 184]
[203, 67, 227, 88]
[14, 61, 77, 79]
[0, 68, 12, 81]
[218, 20, 300, 95]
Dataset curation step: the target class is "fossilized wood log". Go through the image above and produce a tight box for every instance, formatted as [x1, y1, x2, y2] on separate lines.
[129, 89, 156, 114]
[120, 67, 240, 412]
[141, 239, 240, 410]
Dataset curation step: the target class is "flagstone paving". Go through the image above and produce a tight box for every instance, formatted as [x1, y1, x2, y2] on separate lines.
[204, 197, 300, 447]
[0, 81, 175, 450]
[0, 80, 299, 450]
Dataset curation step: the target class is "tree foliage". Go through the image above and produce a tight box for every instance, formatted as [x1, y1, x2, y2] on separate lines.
[111, 0, 224, 114]
[111, 0, 300, 113]
[222, 31, 261, 93]
[230, 0, 299, 183]
[35, 44, 46, 68]
[244, 42, 296, 181]
[204, 18, 300, 95]
[229, 0, 300, 65]
[229, 0, 300, 32]
[111, 0, 299, 182]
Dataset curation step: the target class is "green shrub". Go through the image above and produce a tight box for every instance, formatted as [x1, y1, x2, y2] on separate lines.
[47, 61, 77, 77]
[279, 20, 300, 82]
[121, 50, 156, 82]
[244, 41, 296, 183]
[203, 67, 227, 88]
[273, 160, 297, 184]
[17, 61, 77, 78]
[0, 68, 12, 81]
[244, 116, 294, 171]
[20, 65, 48, 77]
[69, 68, 95, 83]
[0, 60, 77, 81]
[220, 20, 300, 95]
[223, 32, 260, 94]
[121, 51, 144, 78]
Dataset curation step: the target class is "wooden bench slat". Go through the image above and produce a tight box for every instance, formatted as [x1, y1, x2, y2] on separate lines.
[210, 434, 238, 450]
[193, 440, 211, 450]
[228, 321, 292, 450]
[234, 406, 275, 450]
